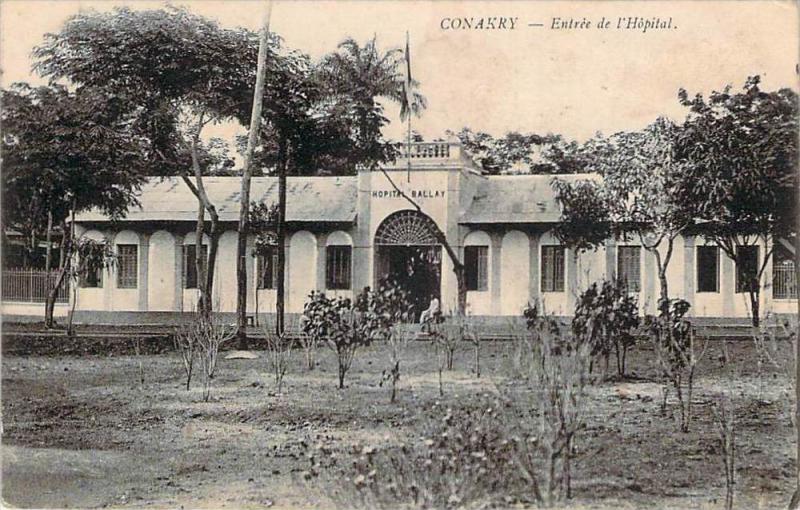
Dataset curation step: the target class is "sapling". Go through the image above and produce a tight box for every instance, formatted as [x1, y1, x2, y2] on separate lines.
[262, 320, 292, 394]
[174, 318, 199, 390]
[713, 394, 736, 510]
[504, 308, 595, 505]
[303, 292, 372, 389]
[646, 298, 709, 432]
[195, 316, 235, 401]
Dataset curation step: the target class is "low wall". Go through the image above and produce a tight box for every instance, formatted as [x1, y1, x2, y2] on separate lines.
[2, 302, 69, 323]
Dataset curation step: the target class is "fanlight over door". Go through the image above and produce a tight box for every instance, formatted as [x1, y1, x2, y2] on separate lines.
[374, 210, 440, 246]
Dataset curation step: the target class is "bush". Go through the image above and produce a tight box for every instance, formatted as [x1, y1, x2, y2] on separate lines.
[506, 309, 595, 504]
[304, 402, 523, 509]
[302, 292, 372, 389]
[571, 279, 640, 377]
[360, 279, 414, 403]
[262, 320, 292, 394]
[645, 298, 708, 432]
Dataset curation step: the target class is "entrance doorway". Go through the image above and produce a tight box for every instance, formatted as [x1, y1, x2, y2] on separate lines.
[374, 210, 442, 321]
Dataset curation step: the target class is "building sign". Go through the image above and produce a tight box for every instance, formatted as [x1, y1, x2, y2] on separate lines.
[371, 189, 446, 199]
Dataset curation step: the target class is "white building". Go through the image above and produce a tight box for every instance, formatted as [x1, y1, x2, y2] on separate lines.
[54, 140, 796, 323]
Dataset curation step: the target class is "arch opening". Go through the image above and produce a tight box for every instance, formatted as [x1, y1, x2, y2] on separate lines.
[374, 210, 442, 321]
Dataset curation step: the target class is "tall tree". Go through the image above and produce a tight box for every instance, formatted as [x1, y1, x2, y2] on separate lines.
[674, 76, 798, 326]
[553, 119, 694, 304]
[236, 1, 273, 347]
[33, 7, 295, 316]
[1, 83, 148, 326]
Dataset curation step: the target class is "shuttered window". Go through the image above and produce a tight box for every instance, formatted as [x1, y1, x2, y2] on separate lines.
[326, 246, 352, 290]
[465, 246, 488, 291]
[257, 247, 279, 290]
[116, 244, 138, 289]
[541, 245, 565, 293]
[617, 246, 641, 292]
[696, 246, 719, 293]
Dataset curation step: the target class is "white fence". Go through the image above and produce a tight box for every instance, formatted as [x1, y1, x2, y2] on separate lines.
[2, 269, 69, 303]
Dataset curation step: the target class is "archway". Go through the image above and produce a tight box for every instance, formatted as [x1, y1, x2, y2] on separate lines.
[374, 210, 442, 320]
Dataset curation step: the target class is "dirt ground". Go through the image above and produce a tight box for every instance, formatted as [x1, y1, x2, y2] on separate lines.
[2, 338, 796, 509]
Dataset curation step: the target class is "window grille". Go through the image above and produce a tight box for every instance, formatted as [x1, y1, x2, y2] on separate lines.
[541, 245, 565, 293]
[773, 245, 797, 299]
[116, 244, 138, 288]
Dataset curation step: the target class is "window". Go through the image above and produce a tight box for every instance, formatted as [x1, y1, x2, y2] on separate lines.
[773, 244, 797, 299]
[257, 247, 279, 290]
[735, 245, 759, 293]
[465, 245, 488, 291]
[80, 258, 103, 288]
[183, 244, 207, 289]
[116, 244, 138, 288]
[617, 246, 641, 292]
[696, 246, 719, 293]
[541, 245, 565, 293]
[326, 246, 352, 290]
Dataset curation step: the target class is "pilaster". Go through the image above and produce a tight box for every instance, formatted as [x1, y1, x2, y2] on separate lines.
[138, 232, 150, 311]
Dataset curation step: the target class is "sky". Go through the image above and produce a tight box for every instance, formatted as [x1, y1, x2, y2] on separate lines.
[1, 0, 798, 145]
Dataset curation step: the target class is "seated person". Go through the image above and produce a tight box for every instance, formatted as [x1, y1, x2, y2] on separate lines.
[419, 295, 440, 326]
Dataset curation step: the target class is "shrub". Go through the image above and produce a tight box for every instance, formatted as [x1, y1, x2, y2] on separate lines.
[174, 317, 200, 390]
[572, 279, 640, 377]
[304, 403, 522, 509]
[262, 320, 292, 394]
[506, 311, 595, 504]
[645, 298, 708, 432]
[302, 292, 372, 389]
[194, 316, 235, 401]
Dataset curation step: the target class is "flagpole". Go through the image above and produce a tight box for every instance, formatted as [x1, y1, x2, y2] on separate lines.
[406, 30, 412, 183]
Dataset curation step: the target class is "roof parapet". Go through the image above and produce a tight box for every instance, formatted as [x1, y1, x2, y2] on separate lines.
[377, 139, 479, 172]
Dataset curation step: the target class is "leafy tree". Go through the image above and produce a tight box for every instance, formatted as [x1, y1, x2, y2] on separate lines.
[32, 6, 299, 316]
[450, 128, 594, 174]
[1, 83, 148, 327]
[674, 76, 798, 326]
[553, 119, 694, 303]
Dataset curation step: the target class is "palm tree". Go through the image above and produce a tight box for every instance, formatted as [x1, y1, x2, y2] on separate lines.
[318, 36, 427, 162]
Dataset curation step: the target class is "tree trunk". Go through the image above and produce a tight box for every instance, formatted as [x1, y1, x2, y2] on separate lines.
[236, 1, 273, 348]
[792, 208, 800, 509]
[194, 202, 208, 314]
[749, 288, 761, 327]
[205, 214, 221, 314]
[45, 209, 53, 273]
[45, 263, 68, 328]
[45, 220, 70, 329]
[275, 143, 289, 335]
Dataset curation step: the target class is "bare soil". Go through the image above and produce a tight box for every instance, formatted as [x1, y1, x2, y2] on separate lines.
[2, 338, 796, 509]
